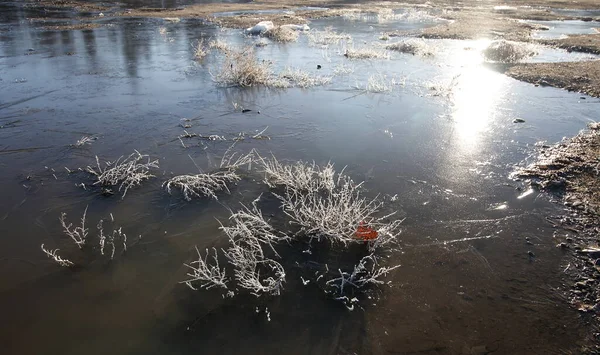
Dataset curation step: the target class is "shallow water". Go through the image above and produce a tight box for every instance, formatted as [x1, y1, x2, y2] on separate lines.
[527, 19, 599, 39]
[1, 2, 600, 354]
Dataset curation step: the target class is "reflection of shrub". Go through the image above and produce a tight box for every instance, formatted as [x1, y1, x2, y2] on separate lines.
[483, 40, 535, 63]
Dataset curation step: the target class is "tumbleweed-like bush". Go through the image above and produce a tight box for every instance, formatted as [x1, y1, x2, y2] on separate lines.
[212, 47, 274, 87]
[385, 39, 434, 56]
[183, 153, 403, 310]
[483, 40, 536, 63]
[263, 26, 299, 43]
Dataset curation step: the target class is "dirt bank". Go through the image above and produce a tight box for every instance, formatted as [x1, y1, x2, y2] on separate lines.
[506, 60, 600, 98]
[516, 124, 600, 342]
[541, 34, 600, 55]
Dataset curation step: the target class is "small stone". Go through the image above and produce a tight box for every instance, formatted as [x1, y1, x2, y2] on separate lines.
[317, 64, 322, 69]
[594, 258, 600, 266]
[557, 242, 569, 249]
[513, 118, 525, 123]
[528, 251, 535, 257]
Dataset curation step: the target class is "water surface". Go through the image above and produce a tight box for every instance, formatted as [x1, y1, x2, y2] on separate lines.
[1, 3, 599, 354]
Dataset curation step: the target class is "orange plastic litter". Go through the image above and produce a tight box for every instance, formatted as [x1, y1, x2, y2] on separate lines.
[355, 222, 378, 241]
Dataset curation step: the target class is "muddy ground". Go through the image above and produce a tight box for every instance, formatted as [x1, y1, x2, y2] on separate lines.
[517, 123, 600, 333]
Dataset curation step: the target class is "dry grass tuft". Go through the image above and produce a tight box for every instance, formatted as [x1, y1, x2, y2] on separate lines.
[212, 47, 273, 87]
[361, 74, 405, 93]
[308, 27, 352, 46]
[344, 46, 390, 60]
[263, 26, 299, 43]
[385, 39, 434, 56]
[164, 170, 241, 200]
[278, 68, 332, 88]
[208, 39, 230, 53]
[193, 38, 208, 60]
[86, 151, 159, 198]
[483, 40, 536, 63]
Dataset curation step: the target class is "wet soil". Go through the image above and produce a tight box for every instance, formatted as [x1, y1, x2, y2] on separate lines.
[542, 33, 600, 55]
[506, 60, 600, 98]
[516, 124, 600, 347]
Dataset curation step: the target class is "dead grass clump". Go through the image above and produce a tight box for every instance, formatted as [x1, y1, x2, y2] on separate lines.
[278, 68, 332, 88]
[208, 39, 230, 53]
[344, 47, 390, 60]
[483, 40, 536, 63]
[258, 155, 337, 192]
[263, 26, 299, 43]
[333, 63, 354, 76]
[164, 170, 241, 200]
[212, 47, 273, 87]
[165, 149, 254, 200]
[362, 74, 404, 93]
[257, 155, 402, 250]
[193, 38, 208, 60]
[307, 27, 352, 46]
[385, 39, 434, 56]
[86, 150, 159, 199]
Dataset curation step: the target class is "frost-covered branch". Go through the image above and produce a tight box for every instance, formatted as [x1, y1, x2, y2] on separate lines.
[41, 244, 74, 267]
[326, 254, 399, 296]
[97, 218, 128, 259]
[182, 247, 228, 290]
[220, 203, 287, 296]
[59, 206, 88, 249]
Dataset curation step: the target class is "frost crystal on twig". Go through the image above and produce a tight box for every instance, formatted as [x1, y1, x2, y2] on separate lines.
[164, 170, 240, 200]
[41, 244, 74, 267]
[326, 254, 399, 296]
[182, 247, 228, 290]
[59, 206, 88, 249]
[164, 149, 255, 200]
[86, 150, 159, 198]
[73, 136, 95, 147]
[97, 218, 128, 259]
[220, 202, 287, 296]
